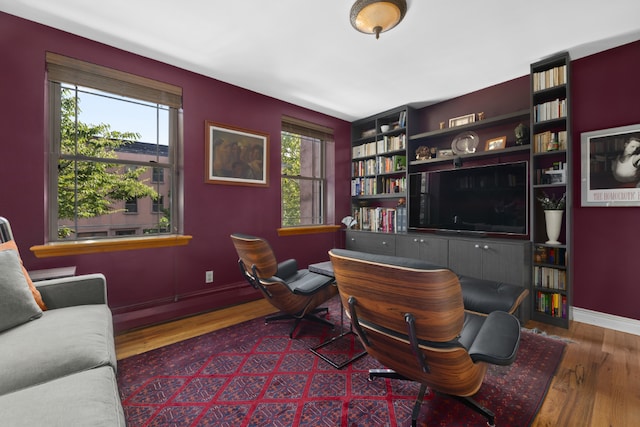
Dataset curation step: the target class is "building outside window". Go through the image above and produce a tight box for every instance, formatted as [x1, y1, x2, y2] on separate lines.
[46, 53, 182, 241]
[152, 167, 164, 183]
[281, 117, 334, 227]
[124, 197, 138, 214]
[152, 196, 164, 214]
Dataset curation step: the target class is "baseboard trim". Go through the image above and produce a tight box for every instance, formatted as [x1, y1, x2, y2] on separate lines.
[573, 307, 640, 336]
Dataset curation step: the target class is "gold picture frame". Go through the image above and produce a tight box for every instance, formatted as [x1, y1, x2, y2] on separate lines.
[205, 121, 269, 187]
[448, 113, 476, 128]
[485, 136, 507, 151]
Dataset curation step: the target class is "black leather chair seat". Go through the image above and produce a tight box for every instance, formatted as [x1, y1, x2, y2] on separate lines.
[459, 276, 528, 316]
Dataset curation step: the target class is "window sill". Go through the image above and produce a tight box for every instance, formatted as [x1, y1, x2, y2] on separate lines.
[30, 235, 192, 258]
[277, 225, 341, 236]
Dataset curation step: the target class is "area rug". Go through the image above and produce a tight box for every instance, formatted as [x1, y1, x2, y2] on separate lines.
[117, 297, 566, 427]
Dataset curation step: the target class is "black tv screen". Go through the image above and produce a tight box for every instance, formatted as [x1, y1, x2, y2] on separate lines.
[409, 161, 528, 236]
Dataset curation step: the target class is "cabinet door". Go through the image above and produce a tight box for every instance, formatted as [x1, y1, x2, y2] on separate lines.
[448, 239, 483, 278]
[395, 234, 419, 258]
[481, 241, 528, 285]
[345, 231, 396, 256]
[397, 234, 448, 267]
[449, 239, 528, 285]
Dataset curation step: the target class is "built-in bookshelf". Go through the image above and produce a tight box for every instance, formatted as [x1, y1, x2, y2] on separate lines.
[351, 106, 414, 232]
[530, 52, 572, 328]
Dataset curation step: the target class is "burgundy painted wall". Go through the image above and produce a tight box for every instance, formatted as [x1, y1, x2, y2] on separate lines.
[0, 12, 352, 331]
[414, 76, 530, 136]
[571, 40, 640, 321]
[3, 10, 640, 327]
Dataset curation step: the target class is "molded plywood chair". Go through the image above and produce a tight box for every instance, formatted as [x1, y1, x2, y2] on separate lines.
[329, 249, 521, 427]
[231, 233, 337, 338]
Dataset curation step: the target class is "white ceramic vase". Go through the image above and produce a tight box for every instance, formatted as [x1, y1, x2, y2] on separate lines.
[544, 210, 564, 245]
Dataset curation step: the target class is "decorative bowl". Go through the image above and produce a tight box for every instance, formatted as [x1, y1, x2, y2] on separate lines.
[380, 125, 390, 133]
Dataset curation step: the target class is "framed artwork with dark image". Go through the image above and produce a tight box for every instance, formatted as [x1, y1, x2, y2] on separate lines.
[581, 123, 640, 206]
[205, 121, 269, 187]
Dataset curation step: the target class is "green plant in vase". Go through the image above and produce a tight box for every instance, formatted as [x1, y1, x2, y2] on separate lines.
[537, 191, 566, 210]
[537, 191, 566, 245]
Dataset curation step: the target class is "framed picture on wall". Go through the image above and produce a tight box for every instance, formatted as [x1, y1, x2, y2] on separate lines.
[581, 123, 640, 206]
[205, 121, 269, 187]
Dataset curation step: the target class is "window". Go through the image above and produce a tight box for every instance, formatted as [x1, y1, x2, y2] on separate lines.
[46, 53, 183, 242]
[281, 117, 333, 227]
[124, 198, 138, 214]
[152, 167, 164, 183]
[152, 196, 164, 213]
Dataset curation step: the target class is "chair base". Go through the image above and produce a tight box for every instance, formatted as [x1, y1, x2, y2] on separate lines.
[265, 307, 334, 338]
[368, 369, 496, 427]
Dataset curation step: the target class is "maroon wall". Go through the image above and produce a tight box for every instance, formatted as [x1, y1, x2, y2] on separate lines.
[571, 40, 640, 320]
[0, 12, 352, 331]
[3, 10, 640, 328]
[414, 76, 530, 136]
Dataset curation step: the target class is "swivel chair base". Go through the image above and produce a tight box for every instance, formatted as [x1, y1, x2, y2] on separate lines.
[369, 369, 496, 427]
[266, 307, 333, 338]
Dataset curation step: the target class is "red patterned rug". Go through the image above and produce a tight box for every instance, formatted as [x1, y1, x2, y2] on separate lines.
[118, 296, 565, 426]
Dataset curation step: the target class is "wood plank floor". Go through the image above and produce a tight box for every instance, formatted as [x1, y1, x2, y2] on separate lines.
[115, 301, 640, 426]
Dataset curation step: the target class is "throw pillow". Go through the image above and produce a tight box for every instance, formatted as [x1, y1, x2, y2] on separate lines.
[0, 249, 43, 332]
[0, 240, 47, 310]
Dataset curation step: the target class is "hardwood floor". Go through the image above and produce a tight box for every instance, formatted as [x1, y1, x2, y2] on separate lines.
[115, 301, 640, 426]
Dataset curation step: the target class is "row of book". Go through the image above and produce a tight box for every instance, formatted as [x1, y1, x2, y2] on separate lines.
[352, 134, 406, 158]
[532, 130, 568, 153]
[354, 206, 407, 233]
[352, 155, 406, 176]
[533, 65, 567, 92]
[351, 177, 406, 196]
[535, 291, 567, 318]
[534, 246, 567, 266]
[398, 111, 408, 128]
[534, 266, 567, 290]
[533, 98, 567, 123]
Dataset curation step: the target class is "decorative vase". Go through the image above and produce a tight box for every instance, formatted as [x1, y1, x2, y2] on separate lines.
[544, 210, 564, 245]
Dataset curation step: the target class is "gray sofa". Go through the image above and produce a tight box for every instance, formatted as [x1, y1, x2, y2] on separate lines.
[0, 219, 124, 426]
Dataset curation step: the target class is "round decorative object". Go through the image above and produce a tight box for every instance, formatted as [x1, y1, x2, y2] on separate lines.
[451, 131, 479, 154]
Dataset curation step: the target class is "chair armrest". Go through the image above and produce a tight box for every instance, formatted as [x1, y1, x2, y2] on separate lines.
[276, 259, 299, 281]
[468, 311, 520, 366]
[35, 273, 107, 309]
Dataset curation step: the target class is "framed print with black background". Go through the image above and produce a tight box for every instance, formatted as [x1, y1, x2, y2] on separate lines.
[581, 123, 640, 206]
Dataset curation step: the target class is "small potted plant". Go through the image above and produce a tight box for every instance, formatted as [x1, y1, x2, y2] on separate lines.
[537, 191, 566, 245]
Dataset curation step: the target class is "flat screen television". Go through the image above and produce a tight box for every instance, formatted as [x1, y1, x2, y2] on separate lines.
[409, 161, 528, 236]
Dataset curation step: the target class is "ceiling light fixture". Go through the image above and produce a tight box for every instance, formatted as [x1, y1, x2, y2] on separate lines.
[350, 0, 407, 40]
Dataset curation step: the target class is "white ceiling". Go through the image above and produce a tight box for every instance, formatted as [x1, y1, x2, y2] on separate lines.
[3, 0, 640, 121]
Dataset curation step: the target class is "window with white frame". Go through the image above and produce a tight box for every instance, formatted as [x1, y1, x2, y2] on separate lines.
[281, 117, 333, 227]
[46, 53, 183, 241]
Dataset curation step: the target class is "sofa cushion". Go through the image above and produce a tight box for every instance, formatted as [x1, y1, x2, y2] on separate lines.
[0, 249, 43, 333]
[0, 240, 47, 310]
[0, 304, 116, 395]
[0, 366, 125, 427]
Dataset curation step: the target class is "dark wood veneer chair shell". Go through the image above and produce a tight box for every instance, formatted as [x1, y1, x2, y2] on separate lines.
[329, 248, 521, 427]
[230, 233, 337, 338]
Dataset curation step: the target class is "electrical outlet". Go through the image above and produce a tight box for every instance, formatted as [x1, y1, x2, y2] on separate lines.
[205, 270, 214, 283]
